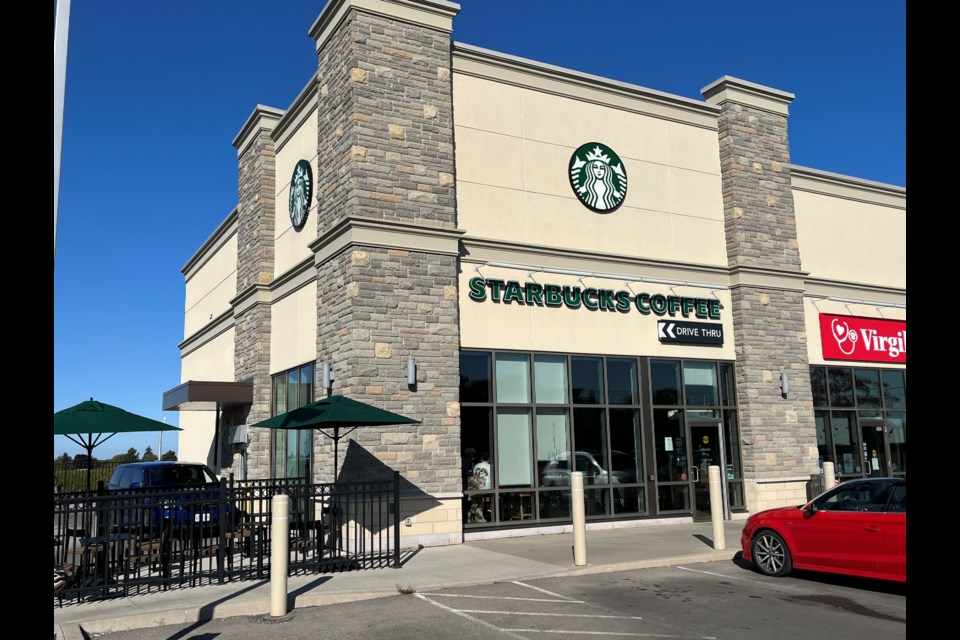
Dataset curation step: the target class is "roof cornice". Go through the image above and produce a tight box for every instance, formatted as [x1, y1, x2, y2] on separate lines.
[182, 207, 239, 278]
[232, 105, 286, 157]
[309, 0, 460, 52]
[452, 42, 719, 129]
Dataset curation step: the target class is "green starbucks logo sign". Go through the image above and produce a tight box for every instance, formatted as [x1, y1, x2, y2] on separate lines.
[568, 142, 627, 213]
[288, 159, 313, 231]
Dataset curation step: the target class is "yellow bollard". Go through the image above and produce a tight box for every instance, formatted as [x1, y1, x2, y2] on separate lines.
[823, 462, 836, 491]
[571, 471, 587, 566]
[270, 494, 289, 617]
[708, 465, 725, 550]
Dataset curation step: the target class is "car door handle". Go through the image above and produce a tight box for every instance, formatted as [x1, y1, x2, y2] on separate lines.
[864, 525, 881, 533]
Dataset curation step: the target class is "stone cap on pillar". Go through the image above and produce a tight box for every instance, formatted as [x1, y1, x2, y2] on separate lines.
[700, 76, 795, 116]
[232, 104, 286, 157]
[309, 0, 461, 51]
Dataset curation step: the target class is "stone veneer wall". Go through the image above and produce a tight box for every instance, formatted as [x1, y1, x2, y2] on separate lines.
[233, 125, 277, 480]
[311, 5, 461, 502]
[709, 83, 819, 498]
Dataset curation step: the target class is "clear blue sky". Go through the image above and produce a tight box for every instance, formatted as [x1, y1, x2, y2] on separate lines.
[53, 0, 905, 460]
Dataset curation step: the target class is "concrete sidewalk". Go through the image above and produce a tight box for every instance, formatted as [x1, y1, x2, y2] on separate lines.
[54, 517, 747, 640]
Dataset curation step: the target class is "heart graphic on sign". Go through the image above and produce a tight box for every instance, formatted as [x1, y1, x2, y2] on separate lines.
[834, 321, 848, 339]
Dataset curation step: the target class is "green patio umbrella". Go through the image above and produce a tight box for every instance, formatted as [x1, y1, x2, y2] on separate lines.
[54, 398, 182, 492]
[254, 395, 420, 480]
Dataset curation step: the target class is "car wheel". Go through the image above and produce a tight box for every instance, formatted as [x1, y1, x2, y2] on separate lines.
[751, 530, 792, 577]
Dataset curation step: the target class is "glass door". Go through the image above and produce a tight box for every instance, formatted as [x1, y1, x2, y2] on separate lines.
[860, 420, 891, 476]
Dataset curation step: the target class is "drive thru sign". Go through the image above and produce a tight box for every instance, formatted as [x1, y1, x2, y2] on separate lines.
[658, 320, 724, 345]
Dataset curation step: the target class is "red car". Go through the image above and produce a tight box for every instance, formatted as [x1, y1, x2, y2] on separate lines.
[740, 477, 906, 583]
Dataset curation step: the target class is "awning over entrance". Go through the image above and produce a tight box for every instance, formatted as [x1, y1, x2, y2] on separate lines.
[162, 380, 253, 412]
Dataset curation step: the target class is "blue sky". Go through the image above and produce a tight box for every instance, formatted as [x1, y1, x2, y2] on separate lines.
[53, 0, 905, 459]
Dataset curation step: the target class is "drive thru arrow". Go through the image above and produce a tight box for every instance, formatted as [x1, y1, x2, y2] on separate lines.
[659, 322, 676, 339]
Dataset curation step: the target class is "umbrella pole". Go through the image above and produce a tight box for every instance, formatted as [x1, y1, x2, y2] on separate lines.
[333, 427, 339, 481]
[86, 439, 94, 494]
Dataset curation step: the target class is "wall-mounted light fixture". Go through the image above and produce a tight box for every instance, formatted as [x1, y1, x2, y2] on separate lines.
[779, 372, 789, 398]
[406, 356, 417, 386]
[321, 362, 332, 392]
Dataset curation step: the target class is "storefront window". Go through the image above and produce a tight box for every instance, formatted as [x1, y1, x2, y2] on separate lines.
[534, 355, 568, 404]
[831, 411, 862, 476]
[854, 369, 882, 408]
[720, 362, 737, 406]
[496, 408, 533, 487]
[650, 360, 680, 405]
[882, 370, 906, 409]
[810, 367, 828, 405]
[460, 351, 491, 403]
[495, 353, 530, 404]
[571, 356, 603, 404]
[811, 365, 906, 479]
[827, 368, 854, 407]
[535, 408, 569, 482]
[683, 361, 717, 406]
[607, 359, 638, 405]
[271, 362, 314, 481]
[461, 350, 737, 528]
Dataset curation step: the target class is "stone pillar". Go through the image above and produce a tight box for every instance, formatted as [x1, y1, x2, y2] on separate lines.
[231, 106, 283, 480]
[702, 77, 818, 507]
[308, 0, 461, 505]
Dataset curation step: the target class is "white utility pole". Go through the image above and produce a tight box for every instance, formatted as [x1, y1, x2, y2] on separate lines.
[54, 0, 72, 265]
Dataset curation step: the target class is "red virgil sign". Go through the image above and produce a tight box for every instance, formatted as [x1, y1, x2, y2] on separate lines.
[819, 314, 906, 364]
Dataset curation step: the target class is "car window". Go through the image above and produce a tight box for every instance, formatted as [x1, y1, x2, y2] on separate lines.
[817, 482, 892, 512]
[128, 468, 145, 487]
[886, 485, 907, 513]
[118, 467, 137, 489]
[108, 467, 125, 487]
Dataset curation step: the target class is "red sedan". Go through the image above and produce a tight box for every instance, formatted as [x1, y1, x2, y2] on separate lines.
[740, 477, 906, 583]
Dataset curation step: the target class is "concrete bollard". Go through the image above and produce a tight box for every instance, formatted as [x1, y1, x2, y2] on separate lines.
[270, 494, 289, 617]
[823, 461, 836, 491]
[571, 471, 587, 566]
[708, 465, 725, 550]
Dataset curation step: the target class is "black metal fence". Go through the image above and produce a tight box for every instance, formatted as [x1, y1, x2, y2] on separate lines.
[53, 472, 401, 605]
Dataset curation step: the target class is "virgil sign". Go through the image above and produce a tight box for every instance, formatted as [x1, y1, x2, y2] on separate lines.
[468, 277, 722, 320]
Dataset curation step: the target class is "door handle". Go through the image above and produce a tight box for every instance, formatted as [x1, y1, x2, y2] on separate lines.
[690, 467, 699, 483]
[864, 525, 881, 533]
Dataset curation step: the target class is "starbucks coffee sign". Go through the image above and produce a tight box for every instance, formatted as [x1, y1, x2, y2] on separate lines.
[569, 142, 627, 213]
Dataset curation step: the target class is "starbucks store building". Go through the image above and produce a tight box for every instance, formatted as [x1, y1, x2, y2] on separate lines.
[162, 0, 906, 547]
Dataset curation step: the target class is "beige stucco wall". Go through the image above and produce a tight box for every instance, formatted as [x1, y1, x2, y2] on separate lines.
[274, 108, 319, 276]
[178, 329, 236, 467]
[269, 281, 318, 374]
[453, 73, 726, 267]
[184, 234, 238, 339]
[460, 267, 735, 360]
[793, 190, 906, 290]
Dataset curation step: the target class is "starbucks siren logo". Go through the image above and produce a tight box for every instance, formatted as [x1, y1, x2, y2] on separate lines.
[288, 159, 313, 231]
[568, 142, 627, 213]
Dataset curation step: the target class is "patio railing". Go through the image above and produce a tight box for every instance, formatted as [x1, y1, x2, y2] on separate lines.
[53, 472, 401, 605]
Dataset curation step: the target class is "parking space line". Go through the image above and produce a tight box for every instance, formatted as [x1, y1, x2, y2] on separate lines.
[458, 610, 643, 620]
[415, 593, 532, 640]
[420, 593, 585, 604]
[512, 580, 580, 601]
[501, 630, 717, 638]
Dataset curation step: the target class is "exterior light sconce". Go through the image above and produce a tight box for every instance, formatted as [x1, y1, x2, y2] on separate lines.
[779, 372, 789, 398]
[407, 356, 417, 386]
[321, 362, 332, 394]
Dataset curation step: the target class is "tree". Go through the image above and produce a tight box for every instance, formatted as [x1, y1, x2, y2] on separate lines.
[141, 446, 158, 462]
[111, 448, 139, 463]
[56, 452, 72, 464]
[160, 450, 178, 461]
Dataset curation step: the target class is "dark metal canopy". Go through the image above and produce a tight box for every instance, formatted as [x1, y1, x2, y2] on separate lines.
[162, 380, 253, 412]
